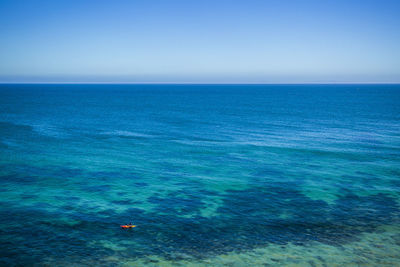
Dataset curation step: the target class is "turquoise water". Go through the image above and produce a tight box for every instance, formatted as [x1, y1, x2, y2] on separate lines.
[0, 84, 399, 266]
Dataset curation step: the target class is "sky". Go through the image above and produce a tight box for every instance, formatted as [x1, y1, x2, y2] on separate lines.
[0, 0, 399, 83]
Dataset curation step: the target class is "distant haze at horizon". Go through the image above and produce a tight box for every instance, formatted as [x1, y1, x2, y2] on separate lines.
[1, 0, 400, 83]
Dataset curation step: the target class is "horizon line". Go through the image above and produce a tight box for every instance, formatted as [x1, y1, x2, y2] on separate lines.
[1, 81, 400, 85]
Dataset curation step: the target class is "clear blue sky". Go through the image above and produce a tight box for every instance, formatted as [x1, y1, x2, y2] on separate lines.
[0, 0, 399, 83]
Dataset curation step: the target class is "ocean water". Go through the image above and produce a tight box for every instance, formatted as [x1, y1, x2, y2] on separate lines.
[0, 84, 399, 266]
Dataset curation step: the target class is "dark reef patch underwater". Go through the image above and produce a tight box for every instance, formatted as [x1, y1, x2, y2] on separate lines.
[0, 168, 399, 265]
[0, 84, 400, 266]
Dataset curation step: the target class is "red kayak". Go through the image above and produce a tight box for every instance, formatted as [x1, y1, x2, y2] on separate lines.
[121, 225, 136, 229]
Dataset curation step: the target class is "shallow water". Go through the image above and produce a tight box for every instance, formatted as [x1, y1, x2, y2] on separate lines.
[0, 84, 399, 266]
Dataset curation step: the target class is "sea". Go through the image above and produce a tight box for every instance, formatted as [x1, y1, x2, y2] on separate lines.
[0, 84, 399, 266]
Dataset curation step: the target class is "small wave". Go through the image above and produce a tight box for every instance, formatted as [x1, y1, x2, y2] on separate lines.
[0, 120, 67, 139]
[31, 124, 67, 138]
[101, 130, 153, 139]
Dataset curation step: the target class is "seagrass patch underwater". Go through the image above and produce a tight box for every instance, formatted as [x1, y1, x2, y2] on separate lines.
[0, 84, 400, 266]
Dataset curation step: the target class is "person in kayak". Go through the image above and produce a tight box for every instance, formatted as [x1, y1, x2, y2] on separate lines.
[121, 222, 136, 228]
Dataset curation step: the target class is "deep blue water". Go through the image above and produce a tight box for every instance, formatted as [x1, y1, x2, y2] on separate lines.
[0, 84, 399, 266]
